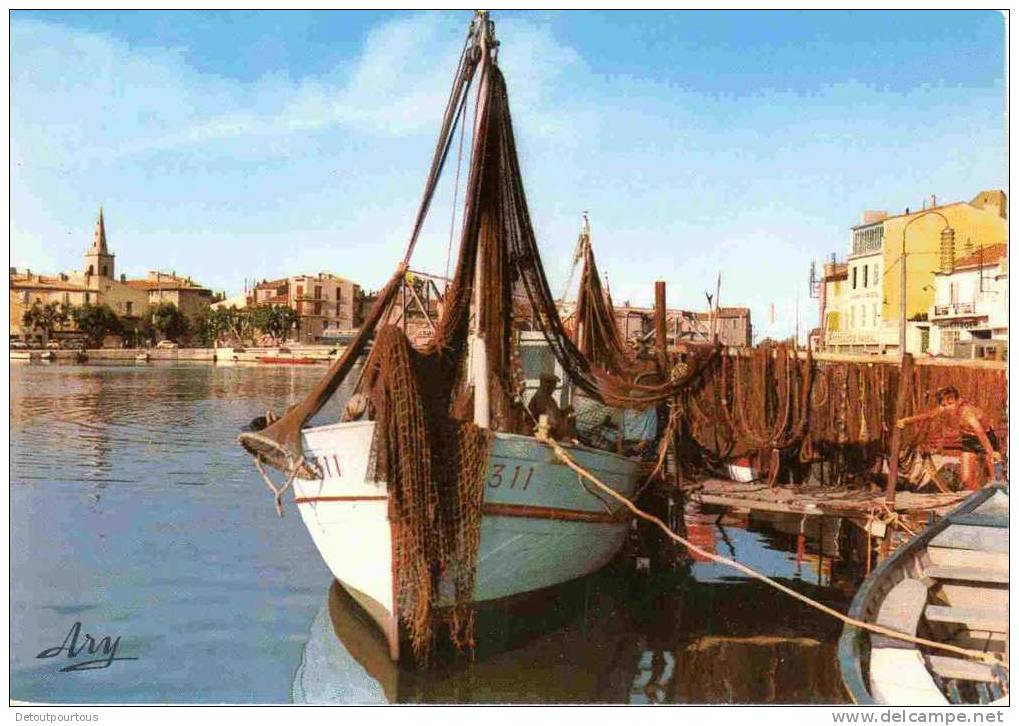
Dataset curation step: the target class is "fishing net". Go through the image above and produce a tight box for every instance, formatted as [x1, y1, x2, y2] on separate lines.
[682, 343, 812, 486]
[681, 351, 1007, 488]
[238, 22, 710, 663]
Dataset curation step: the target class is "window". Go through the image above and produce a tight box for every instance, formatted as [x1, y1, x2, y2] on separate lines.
[84, 292, 91, 304]
[296, 285, 304, 299]
[920, 328, 930, 353]
[852, 225, 884, 256]
[949, 282, 958, 304]
[126, 302, 133, 315]
[852, 267, 857, 289]
[850, 306, 855, 327]
[101, 266, 108, 277]
[314, 302, 322, 316]
[314, 286, 322, 300]
[872, 304, 878, 327]
[873, 263, 880, 287]
[863, 265, 868, 288]
[336, 303, 341, 317]
[21, 292, 29, 303]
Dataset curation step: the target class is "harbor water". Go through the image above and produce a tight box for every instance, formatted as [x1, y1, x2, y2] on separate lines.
[11, 362, 854, 704]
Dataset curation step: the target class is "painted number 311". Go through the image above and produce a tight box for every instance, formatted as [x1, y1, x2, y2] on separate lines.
[488, 464, 534, 490]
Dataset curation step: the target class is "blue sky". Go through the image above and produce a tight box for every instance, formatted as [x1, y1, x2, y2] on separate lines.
[10, 10, 1006, 340]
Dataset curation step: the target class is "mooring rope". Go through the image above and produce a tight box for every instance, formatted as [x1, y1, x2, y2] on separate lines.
[533, 417, 1006, 669]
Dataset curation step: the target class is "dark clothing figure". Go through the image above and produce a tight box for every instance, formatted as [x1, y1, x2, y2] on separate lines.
[528, 373, 573, 439]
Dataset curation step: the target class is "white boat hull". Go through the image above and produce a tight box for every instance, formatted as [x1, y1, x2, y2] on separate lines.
[292, 420, 640, 660]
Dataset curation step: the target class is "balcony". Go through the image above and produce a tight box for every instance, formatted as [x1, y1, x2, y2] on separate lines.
[932, 302, 976, 319]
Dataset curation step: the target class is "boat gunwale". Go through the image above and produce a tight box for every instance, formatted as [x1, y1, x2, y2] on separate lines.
[837, 485, 1006, 705]
[301, 420, 642, 476]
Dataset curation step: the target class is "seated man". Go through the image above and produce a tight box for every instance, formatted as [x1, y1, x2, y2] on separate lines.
[528, 372, 575, 439]
[595, 403, 659, 458]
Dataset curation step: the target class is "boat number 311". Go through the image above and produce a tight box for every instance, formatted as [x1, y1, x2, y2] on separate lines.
[488, 464, 534, 490]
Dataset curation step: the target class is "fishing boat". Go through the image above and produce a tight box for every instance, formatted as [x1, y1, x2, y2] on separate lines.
[239, 11, 664, 664]
[838, 485, 1009, 705]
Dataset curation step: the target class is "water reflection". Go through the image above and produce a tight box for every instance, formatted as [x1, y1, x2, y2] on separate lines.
[296, 511, 853, 705]
[12, 362, 853, 704]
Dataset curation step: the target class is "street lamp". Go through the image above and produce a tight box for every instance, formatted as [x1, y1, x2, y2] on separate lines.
[898, 211, 954, 357]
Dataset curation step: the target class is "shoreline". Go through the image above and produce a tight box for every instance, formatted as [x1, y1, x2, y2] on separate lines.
[10, 345, 344, 364]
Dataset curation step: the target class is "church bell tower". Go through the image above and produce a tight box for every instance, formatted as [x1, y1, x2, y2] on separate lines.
[84, 208, 115, 280]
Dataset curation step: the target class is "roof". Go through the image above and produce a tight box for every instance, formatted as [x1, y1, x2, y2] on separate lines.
[950, 243, 1007, 272]
[10, 274, 86, 292]
[851, 190, 1008, 229]
[123, 278, 210, 292]
[254, 278, 288, 290]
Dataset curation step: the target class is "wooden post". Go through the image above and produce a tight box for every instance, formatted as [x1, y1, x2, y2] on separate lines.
[885, 352, 914, 507]
[880, 352, 914, 560]
[654, 280, 667, 357]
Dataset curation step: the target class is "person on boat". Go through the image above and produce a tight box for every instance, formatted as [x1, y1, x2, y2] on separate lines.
[528, 372, 575, 440]
[896, 385, 1000, 490]
[597, 378, 661, 459]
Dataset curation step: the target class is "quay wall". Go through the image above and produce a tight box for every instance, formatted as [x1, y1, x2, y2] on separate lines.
[11, 345, 343, 364]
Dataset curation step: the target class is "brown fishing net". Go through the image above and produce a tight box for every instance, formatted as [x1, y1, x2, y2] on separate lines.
[359, 326, 490, 663]
[682, 350, 1007, 487]
[682, 344, 812, 485]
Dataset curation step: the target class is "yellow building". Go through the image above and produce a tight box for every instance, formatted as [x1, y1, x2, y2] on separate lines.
[822, 190, 1007, 355]
[10, 209, 213, 340]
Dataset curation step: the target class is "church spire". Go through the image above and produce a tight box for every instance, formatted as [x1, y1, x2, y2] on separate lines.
[91, 207, 108, 253]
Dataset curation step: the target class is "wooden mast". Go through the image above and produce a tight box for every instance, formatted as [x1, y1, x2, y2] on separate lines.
[470, 11, 493, 429]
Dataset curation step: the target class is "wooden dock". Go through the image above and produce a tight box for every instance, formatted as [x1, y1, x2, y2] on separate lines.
[684, 479, 969, 520]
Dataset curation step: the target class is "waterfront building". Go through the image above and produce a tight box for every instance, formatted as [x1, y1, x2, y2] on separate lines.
[927, 242, 1008, 359]
[611, 303, 753, 348]
[820, 190, 1007, 355]
[124, 271, 215, 317]
[10, 209, 214, 341]
[251, 273, 362, 344]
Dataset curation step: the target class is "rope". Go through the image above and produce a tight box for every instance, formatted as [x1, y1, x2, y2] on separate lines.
[254, 455, 298, 517]
[533, 416, 1007, 669]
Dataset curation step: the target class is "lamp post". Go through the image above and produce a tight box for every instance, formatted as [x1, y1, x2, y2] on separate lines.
[898, 211, 954, 357]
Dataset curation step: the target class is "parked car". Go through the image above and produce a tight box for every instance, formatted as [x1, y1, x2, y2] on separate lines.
[155, 340, 180, 350]
[10, 340, 28, 350]
[46, 341, 61, 350]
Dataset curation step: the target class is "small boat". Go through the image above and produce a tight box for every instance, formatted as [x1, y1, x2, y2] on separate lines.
[135, 352, 151, 363]
[838, 485, 1009, 705]
[257, 355, 319, 365]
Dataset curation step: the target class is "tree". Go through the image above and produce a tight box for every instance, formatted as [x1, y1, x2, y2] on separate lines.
[250, 304, 298, 344]
[121, 314, 156, 348]
[150, 302, 189, 342]
[187, 305, 214, 347]
[71, 304, 122, 347]
[21, 301, 68, 343]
